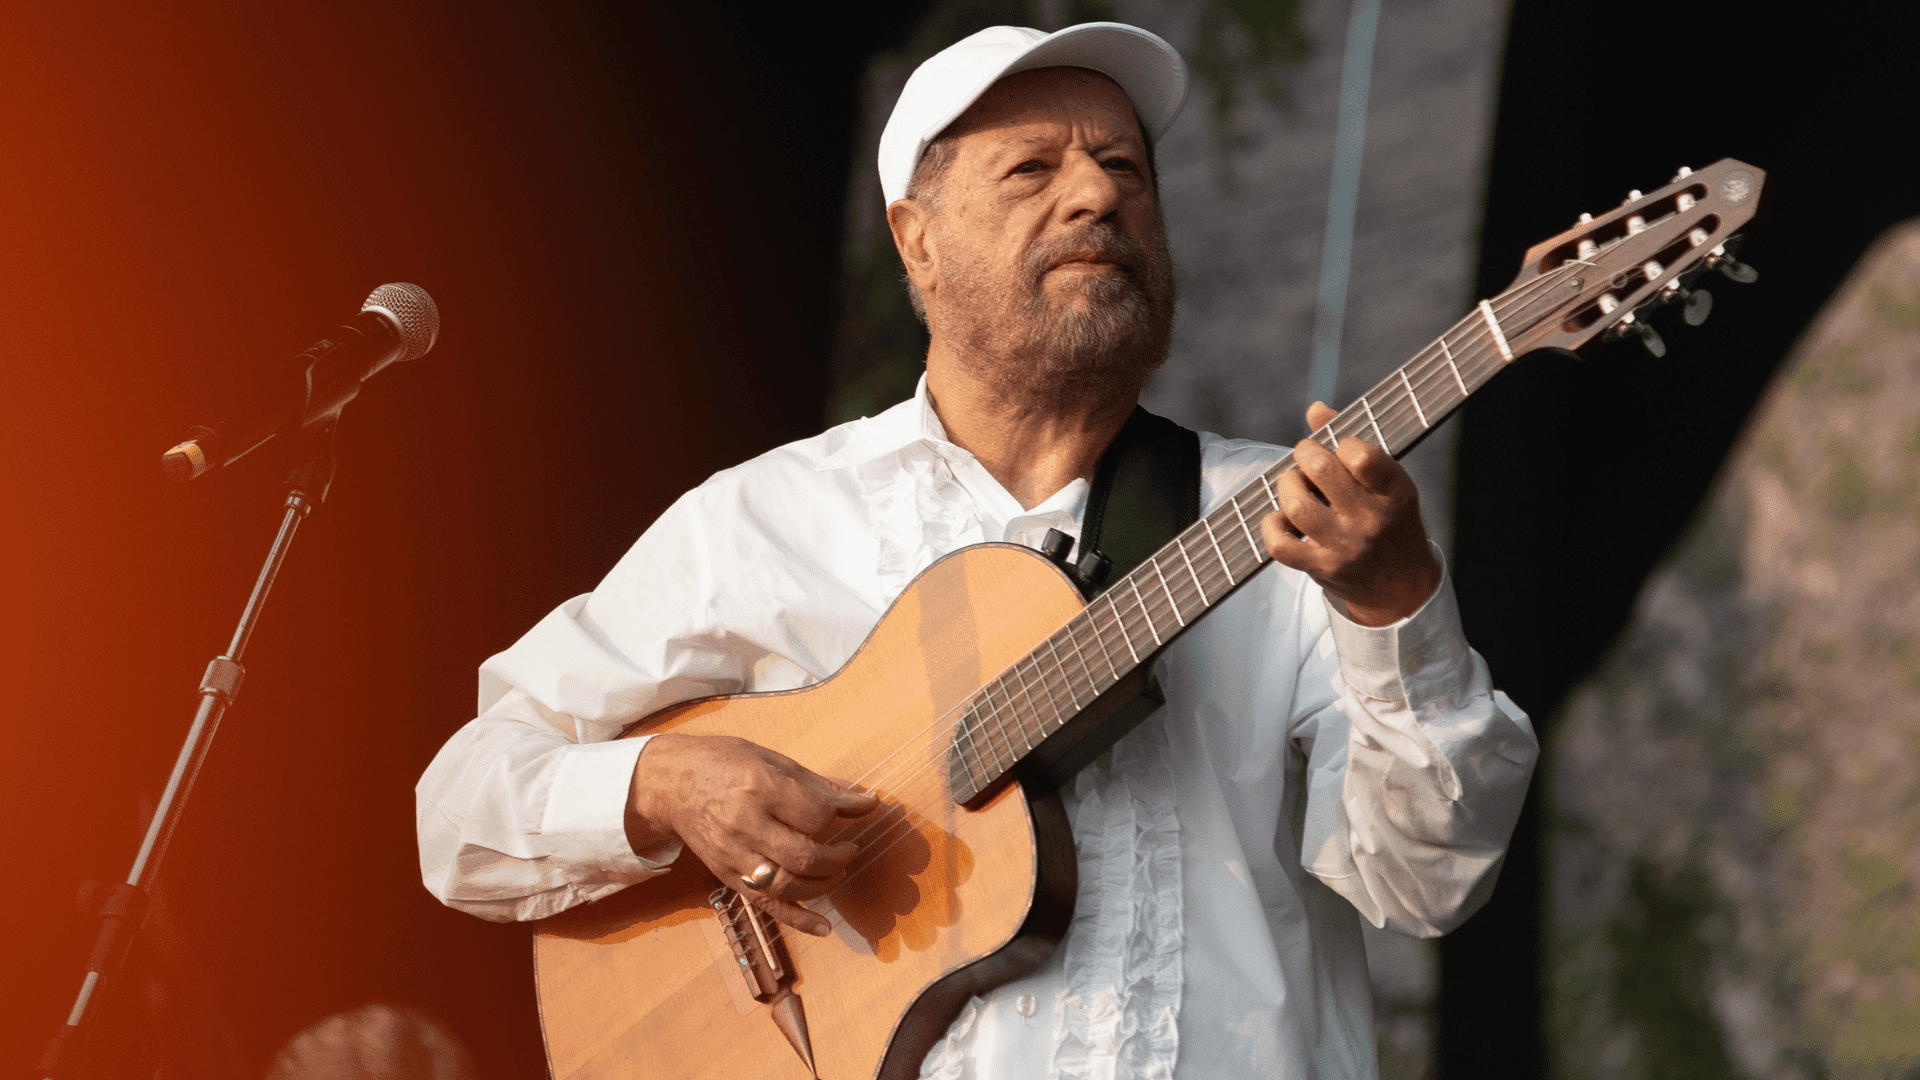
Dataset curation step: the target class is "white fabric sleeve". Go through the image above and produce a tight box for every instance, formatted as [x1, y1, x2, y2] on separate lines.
[1292, 556, 1538, 938]
[415, 691, 680, 923]
[415, 489, 747, 923]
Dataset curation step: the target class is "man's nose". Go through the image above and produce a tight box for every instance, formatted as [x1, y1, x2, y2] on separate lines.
[1056, 151, 1123, 223]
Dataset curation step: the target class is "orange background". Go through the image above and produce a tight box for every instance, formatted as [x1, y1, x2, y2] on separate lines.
[0, 1, 888, 1073]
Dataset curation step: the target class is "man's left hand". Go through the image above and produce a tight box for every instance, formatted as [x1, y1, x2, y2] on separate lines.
[1261, 402, 1442, 627]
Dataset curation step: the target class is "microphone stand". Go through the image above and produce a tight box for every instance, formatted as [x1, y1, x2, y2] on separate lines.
[39, 419, 340, 1080]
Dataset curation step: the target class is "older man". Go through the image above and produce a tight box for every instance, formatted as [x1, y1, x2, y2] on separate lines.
[418, 22, 1535, 1079]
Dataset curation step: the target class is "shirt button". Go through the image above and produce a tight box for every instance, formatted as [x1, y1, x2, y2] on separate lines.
[1015, 994, 1037, 1018]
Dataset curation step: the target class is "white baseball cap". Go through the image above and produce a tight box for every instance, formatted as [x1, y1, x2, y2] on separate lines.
[877, 22, 1189, 205]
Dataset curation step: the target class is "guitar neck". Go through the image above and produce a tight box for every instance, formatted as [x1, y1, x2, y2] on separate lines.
[947, 297, 1523, 802]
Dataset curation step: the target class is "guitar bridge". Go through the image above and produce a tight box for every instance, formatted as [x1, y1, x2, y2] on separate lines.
[708, 887, 819, 1077]
[709, 887, 788, 1001]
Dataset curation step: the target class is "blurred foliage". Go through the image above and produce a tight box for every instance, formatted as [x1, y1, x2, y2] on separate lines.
[1603, 863, 1742, 1080]
[826, 0, 1310, 425]
[1823, 449, 1871, 518]
[1190, 0, 1311, 176]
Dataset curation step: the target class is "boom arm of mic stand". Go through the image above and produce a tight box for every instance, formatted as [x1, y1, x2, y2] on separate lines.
[39, 420, 340, 1079]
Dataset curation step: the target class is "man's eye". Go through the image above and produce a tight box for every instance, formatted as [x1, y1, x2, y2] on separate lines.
[1011, 160, 1045, 175]
[1104, 157, 1139, 173]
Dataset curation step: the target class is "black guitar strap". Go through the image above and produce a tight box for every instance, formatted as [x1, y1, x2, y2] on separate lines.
[1072, 405, 1202, 598]
[1038, 406, 1200, 787]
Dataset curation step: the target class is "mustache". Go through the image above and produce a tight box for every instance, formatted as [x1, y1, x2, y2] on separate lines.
[1023, 223, 1154, 284]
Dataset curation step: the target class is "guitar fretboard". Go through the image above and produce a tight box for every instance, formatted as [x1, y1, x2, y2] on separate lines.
[947, 297, 1527, 802]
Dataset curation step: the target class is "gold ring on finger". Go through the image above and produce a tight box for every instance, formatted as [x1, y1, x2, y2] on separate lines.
[741, 861, 777, 890]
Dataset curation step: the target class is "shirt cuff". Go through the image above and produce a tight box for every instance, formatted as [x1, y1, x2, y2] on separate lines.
[539, 734, 683, 874]
[1322, 542, 1474, 705]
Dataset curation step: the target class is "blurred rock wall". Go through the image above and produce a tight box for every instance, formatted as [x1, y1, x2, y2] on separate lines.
[1549, 221, 1920, 1080]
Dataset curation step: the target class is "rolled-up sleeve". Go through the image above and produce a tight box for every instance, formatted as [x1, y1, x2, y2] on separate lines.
[1292, 558, 1537, 938]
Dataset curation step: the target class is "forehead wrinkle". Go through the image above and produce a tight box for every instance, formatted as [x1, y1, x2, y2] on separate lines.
[955, 112, 1146, 176]
[984, 123, 1137, 155]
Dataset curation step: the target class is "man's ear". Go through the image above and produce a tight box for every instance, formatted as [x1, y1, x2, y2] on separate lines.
[887, 198, 938, 300]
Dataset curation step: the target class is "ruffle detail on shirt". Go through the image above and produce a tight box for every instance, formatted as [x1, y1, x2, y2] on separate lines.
[854, 450, 987, 601]
[1051, 718, 1185, 1080]
[918, 995, 984, 1080]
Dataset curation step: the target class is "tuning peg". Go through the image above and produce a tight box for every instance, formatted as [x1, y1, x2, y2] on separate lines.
[1705, 244, 1759, 284]
[1634, 320, 1668, 357]
[1683, 288, 1714, 325]
[1660, 281, 1715, 326]
[1607, 312, 1668, 357]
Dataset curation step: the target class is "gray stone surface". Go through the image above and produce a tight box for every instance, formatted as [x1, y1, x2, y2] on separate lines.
[1548, 221, 1920, 1080]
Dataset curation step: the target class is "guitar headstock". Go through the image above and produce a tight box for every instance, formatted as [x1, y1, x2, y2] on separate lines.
[1496, 158, 1765, 358]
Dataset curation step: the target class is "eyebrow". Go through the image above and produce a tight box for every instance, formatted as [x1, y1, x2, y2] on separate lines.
[989, 130, 1143, 158]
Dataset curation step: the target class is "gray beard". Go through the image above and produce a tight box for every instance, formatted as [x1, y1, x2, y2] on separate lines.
[931, 219, 1177, 407]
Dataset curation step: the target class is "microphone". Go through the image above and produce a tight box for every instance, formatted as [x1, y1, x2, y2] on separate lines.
[161, 283, 441, 483]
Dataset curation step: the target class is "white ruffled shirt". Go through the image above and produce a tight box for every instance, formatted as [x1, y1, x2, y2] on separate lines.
[416, 379, 1537, 1079]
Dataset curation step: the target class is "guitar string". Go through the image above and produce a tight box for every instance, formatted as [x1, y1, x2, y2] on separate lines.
[810, 233, 1686, 882]
[811, 371, 1525, 902]
[810, 315, 1531, 872]
[808, 258, 1585, 866]
[812, 404, 1487, 886]
[918, 229, 1664, 786]
[813, 315, 1505, 835]
[833, 258, 1578, 790]
[819, 252, 1595, 808]
[817, 327, 1518, 869]
[810, 403, 1442, 883]
[854, 247, 1684, 875]
[803, 255, 1596, 866]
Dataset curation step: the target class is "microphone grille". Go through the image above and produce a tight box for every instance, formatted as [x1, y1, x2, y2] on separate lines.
[362, 283, 441, 362]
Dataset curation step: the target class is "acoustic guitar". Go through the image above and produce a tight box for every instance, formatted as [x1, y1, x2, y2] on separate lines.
[532, 159, 1765, 1079]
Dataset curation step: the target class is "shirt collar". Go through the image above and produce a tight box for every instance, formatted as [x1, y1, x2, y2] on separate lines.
[815, 374, 1093, 536]
[815, 373, 954, 471]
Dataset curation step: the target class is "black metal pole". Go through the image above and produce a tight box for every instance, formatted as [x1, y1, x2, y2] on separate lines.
[39, 421, 339, 1079]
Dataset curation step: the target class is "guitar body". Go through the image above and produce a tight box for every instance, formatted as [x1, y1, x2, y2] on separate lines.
[533, 543, 1087, 1080]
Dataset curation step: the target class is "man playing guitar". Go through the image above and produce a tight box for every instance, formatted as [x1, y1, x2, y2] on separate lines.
[419, 22, 1536, 1078]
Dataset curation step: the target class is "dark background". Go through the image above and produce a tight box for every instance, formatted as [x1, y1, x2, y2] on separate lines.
[1449, 4, 1920, 1077]
[3, 1, 1916, 1077]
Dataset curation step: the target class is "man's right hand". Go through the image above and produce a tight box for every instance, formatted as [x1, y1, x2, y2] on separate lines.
[625, 733, 879, 936]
